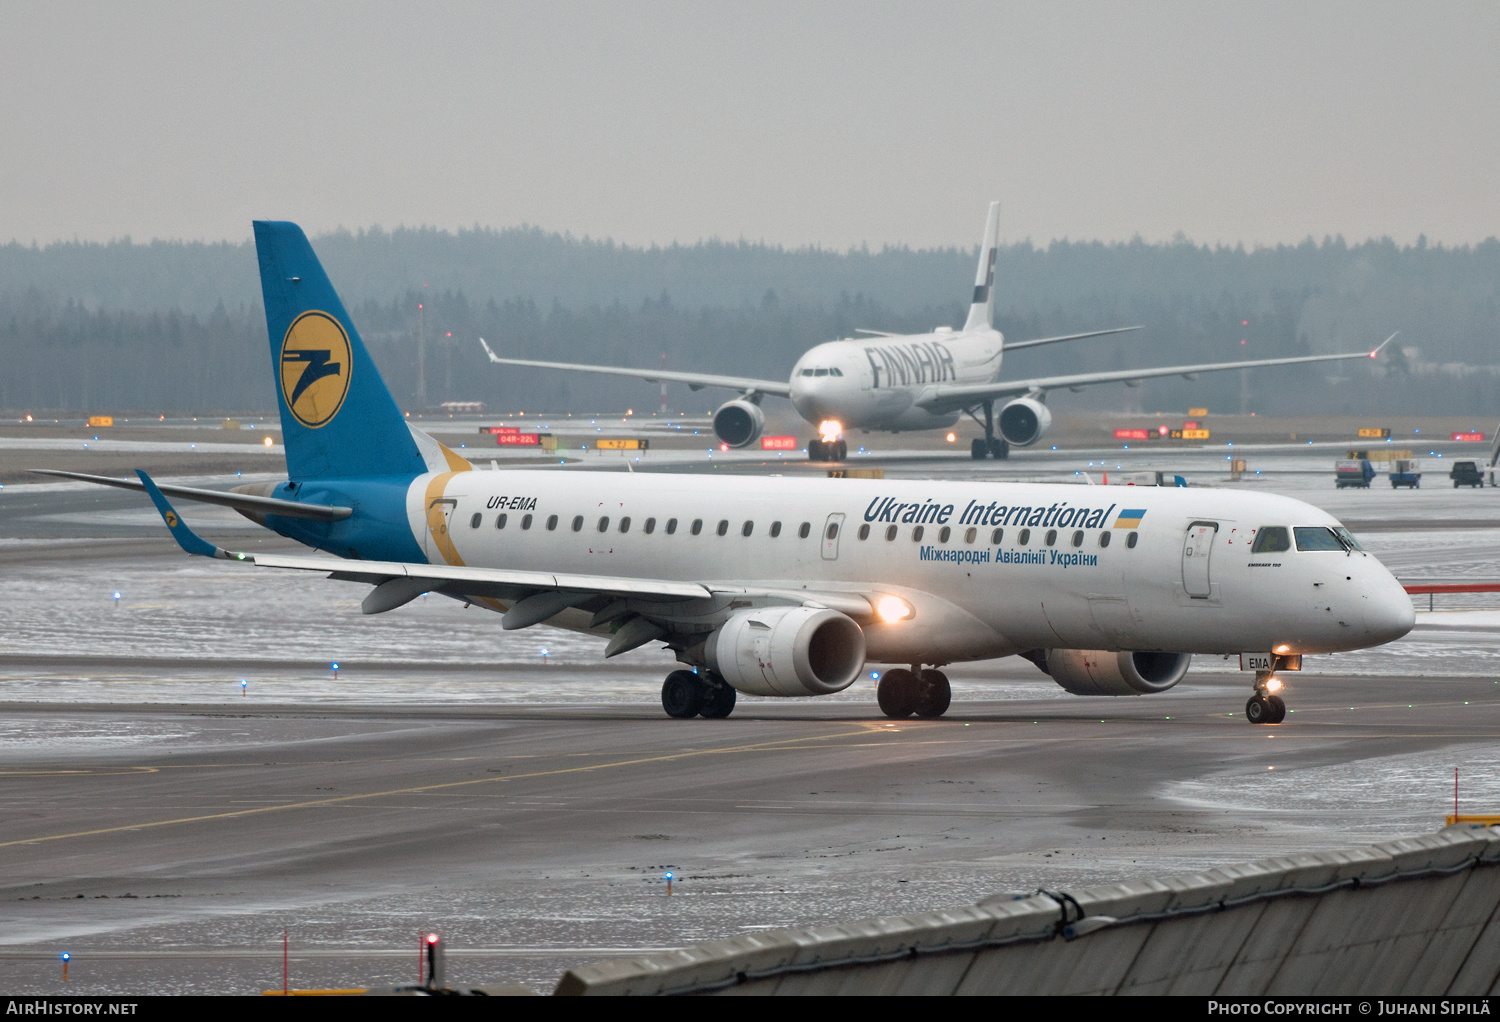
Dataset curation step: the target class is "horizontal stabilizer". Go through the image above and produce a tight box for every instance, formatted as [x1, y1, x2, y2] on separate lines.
[30, 469, 352, 521]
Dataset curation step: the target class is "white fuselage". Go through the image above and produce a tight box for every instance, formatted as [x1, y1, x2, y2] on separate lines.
[406, 470, 1414, 666]
[788, 326, 1003, 432]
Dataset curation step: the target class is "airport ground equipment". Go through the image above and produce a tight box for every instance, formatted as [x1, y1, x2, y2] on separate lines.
[480, 203, 1392, 461]
[1116, 471, 1188, 487]
[554, 826, 1500, 995]
[1335, 458, 1375, 488]
[1389, 459, 1422, 488]
[46, 220, 1415, 726]
[1450, 460, 1484, 488]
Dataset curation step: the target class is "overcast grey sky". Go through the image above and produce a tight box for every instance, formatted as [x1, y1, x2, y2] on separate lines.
[3, 1, 1496, 250]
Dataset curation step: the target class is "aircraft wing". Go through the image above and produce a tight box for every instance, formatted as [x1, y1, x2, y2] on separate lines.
[1002, 325, 1143, 351]
[479, 338, 791, 397]
[915, 334, 1397, 415]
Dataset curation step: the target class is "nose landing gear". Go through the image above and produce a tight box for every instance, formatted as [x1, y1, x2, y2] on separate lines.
[808, 438, 848, 461]
[877, 667, 951, 718]
[1245, 670, 1287, 724]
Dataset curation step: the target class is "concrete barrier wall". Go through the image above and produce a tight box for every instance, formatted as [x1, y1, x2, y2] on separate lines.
[554, 825, 1500, 995]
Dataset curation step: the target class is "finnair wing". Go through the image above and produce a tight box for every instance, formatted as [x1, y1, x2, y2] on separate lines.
[1002, 325, 1144, 352]
[915, 334, 1397, 414]
[479, 338, 791, 397]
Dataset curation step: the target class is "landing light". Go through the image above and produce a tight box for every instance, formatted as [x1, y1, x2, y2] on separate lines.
[946, 433, 956, 442]
[1266, 677, 1283, 693]
[818, 420, 843, 442]
[264, 437, 273, 446]
[1275, 644, 1290, 654]
[876, 596, 913, 623]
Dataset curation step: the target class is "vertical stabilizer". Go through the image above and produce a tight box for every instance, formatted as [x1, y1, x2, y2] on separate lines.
[253, 221, 427, 481]
[962, 201, 1000, 333]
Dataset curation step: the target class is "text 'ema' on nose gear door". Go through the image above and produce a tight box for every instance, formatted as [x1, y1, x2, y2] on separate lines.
[1182, 521, 1218, 598]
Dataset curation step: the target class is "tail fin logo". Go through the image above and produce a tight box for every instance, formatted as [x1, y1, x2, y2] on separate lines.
[279, 311, 352, 428]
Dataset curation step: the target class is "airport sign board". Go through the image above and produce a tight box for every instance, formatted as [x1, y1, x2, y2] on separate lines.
[481, 426, 521, 434]
[1452, 432, 1485, 442]
[87, 415, 113, 427]
[496, 432, 540, 446]
[1113, 429, 1150, 440]
[596, 438, 649, 450]
[1170, 429, 1211, 440]
[762, 436, 799, 450]
[1357, 427, 1391, 439]
[1187, 407, 1208, 417]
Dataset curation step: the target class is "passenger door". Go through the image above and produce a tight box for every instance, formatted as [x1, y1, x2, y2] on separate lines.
[1181, 521, 1218, 599]
[425, 497, 459, 565]
[821, 513, 846, 561]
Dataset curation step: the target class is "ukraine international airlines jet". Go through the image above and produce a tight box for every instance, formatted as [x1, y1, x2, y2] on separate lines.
[481, 202, 1392, 461]
[42, 222, 1413, 725]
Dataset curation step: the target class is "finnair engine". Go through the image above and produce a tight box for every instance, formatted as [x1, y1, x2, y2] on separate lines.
[1042, 649, 1191, 696]
[997, 397, 1052, 447]
[712, 399, 765, 448]
[706, 606, 866, 697]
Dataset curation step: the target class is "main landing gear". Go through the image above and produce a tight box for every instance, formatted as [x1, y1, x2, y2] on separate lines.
[808, 438, 848, 461]
[877, 667, 951, 719]
[662, 669, 737, 719]
[1245, 670, 1287, 725]
[968, 400, 1009, 460]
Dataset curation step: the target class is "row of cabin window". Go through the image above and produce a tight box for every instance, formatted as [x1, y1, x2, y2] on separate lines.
[474, 512, 814, 539]
[468, 511, 1139, 550]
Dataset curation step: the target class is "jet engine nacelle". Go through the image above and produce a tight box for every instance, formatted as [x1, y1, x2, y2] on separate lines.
[706, 606, 866, 697]
[1044, 649, 1191, 697]
[997, 397, 1052, 447]
[712, 399, 765, 448]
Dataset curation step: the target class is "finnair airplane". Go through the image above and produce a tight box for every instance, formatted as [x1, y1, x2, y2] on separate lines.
[43, 222, 1413, 726]
[481, 202, 1391, 461]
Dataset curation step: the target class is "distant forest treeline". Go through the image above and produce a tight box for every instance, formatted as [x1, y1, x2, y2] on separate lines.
[1, 227, 1497, 416]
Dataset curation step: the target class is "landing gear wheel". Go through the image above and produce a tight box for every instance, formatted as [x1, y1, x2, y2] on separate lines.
[1267, 695, 1286, 724]
[1245, 694, 1272, 724]
[700, 680, 737, 719]
[662, 670, 704, 719]
[971, 438, 988, 460]
[914, 669, 951, 718]
[988, 437, 1009, 460]
[808, 439, 826, 461]
[833, 439, 848, 461]
[877, 668, 919, 718]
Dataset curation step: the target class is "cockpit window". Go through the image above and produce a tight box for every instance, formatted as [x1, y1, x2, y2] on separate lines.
[1334, 527, 1364, 551]
[814, 368, 829, 376]
[830, 367, 843, 376]
[1294, 526, 1346, 552]
[800, 368, 815, 376]
[1250, 527, 1290, 553]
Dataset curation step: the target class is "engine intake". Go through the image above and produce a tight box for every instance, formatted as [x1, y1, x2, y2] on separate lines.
[1041, 649, 1191, 696]
[713, 399, 765, 448]
[706, 606, 865, 697]
[998, 397, 1052, 447]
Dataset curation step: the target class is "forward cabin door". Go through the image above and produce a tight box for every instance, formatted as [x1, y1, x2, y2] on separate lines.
[821, 513, 846, 560]
[1181, 521, 1219, 598]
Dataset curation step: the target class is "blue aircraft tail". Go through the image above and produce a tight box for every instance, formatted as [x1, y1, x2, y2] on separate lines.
[254, 221, 427, 480]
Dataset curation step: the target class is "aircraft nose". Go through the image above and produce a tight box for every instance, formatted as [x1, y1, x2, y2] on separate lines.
[1364, 572, 1416, 645]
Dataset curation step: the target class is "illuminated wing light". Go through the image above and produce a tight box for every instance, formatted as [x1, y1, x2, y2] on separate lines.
[818, 420, 843, 442]
[876, 596, 913, 623]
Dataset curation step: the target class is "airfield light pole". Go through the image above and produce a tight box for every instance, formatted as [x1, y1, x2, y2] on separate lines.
[660, 353, 668, 415]
[416, 297, 427, 411]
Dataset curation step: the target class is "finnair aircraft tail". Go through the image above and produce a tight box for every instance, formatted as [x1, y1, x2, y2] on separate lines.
[961, 200, 999, 334]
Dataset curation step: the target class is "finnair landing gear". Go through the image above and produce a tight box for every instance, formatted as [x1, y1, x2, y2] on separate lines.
[968, 401, 1009, 460]
[878, 667, 950, 718]
[1245, 671, 1287, 724]
[915, 669, 951, 718]
[662, 669, 737, 719]
[808, 438, 847, 461]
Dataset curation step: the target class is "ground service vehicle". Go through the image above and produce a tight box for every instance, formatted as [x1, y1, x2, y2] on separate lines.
[1336, 459, 1375, 488]
[1389, 460, 1421, 489]
[1450, 461, 1484, 488]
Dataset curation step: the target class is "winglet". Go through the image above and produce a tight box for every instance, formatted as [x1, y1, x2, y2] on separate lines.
[134, 470, 245, 561]
[479, 337, 501, 363]
[1370, 331, 1399, 358]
